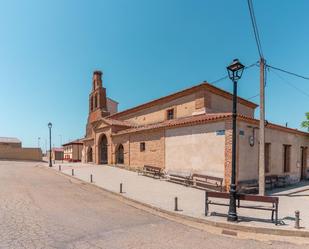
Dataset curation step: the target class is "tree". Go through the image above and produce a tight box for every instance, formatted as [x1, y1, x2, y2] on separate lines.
[301, 112, 309, 131]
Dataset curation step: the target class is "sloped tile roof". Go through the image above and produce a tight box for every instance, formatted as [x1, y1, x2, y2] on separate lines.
[0, 137, 21, 143]
[103, 118, 135, 127]
[112, 113, 309, 136]
[112, 113, 232, 135]
[108, 82, 258, 119]
[62, 139, 83, 146]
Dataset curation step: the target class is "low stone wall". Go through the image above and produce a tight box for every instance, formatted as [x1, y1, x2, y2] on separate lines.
[0, 147, 42, 161]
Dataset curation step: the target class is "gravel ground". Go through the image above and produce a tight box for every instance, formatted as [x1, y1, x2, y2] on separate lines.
[0, 160, 308, 249]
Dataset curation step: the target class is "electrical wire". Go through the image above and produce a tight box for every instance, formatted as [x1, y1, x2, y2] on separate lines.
[269, 67, 309, 99]
[209, 61, 259, 85]
[247, 0, 264, 59]
[267, 64, 309, 81]
[247, 93, 260, 100]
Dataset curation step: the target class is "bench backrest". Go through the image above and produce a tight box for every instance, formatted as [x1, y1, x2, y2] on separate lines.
[238, 194, 279, 204]
[144, 165, 162, 172]
[206, 192, 278, 204]
[265, 175, 278, 180]
[206, 191, 230, 199]
[192, 174, 223, 183]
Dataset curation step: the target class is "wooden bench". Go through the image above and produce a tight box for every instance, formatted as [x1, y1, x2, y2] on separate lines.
[205, 191, 279, 225]
[265, 175, 278, 190]
[138, 165, 163, 179]
[238, 179, 258, 194]
[167, 172, 191, 186]
[190, 174, 223, 192]
[277, 175, 289, 188]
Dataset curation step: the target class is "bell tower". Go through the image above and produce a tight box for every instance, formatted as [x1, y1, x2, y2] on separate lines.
[87, 70, 110, 125]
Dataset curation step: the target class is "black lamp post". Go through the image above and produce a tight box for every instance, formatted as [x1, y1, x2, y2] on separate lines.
[226, 59, 244, 222]
[48, 122, 52, 167]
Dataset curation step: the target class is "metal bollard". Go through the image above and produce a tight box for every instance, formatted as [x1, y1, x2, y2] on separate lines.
[72, 168, 74, 176]
[174, 197, 179, 211]
[295, 210, 300, 229]
[58, 165, 61, 171]
[90, 174, 93, 183]
[120, 183, 123, 193]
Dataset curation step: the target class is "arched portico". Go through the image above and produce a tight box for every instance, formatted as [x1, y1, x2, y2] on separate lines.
[87, 146, 93, 163]
[115, 144, 124, 164]
[99, 134, 108, 164]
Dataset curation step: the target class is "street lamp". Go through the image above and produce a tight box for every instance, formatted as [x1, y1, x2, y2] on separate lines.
[226, 59, 244, 222]
[48, 122, 52, 167]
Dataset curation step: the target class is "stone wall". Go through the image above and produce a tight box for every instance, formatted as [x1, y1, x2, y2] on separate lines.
[114, 88, 255, 126]
[165, 122, 226, 177]
[129, 130, 165, 168]
[0, 147, 42, 161]
[237, 121, 309, 183]
[111, 129, 165, 169]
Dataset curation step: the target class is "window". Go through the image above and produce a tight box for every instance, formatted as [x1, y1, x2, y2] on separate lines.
[239, 130, 245, 136]
[94, 94, 98, 108]
[167, 108, 174, 120]
[90, 96, 94, 111]
[265, 143, 271, 173]
[140, 142, 145, 152]
[216, 130, 225, 136]
[283, 145, 291, 173]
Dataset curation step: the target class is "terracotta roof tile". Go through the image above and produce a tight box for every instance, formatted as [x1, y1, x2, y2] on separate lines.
[0, 137, 21, 143]
[112, 113, 309, 136]
[104, 118, 135, 127]
[112, 113, 232, 135]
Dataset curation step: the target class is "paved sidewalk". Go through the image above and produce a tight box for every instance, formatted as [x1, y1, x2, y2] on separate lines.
[49, 162, 309, 233]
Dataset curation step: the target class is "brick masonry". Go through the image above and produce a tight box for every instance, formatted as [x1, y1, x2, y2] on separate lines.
[224, 119, 233, 191]
[111, 129, 165, 169]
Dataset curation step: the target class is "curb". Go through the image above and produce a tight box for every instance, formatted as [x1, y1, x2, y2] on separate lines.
[48, 165, 309, 239]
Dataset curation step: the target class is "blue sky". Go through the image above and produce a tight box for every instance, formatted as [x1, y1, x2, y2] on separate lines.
[1, 0, 309, 149]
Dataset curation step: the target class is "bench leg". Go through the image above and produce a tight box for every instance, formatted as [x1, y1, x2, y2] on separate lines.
[271, 203, 274, 222]
[271, 210, 274, 222]
[205, 192, 208, 216]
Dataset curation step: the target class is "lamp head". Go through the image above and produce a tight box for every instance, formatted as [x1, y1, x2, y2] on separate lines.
[227, 59, 245, 81]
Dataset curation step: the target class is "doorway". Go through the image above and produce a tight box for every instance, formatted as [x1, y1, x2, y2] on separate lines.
[99, 135, 108, 164]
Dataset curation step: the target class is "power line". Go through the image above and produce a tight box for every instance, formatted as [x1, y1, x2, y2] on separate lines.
[247, 93, 260, 100]
[245, 61, 260, 70]
[267, 64, 309, 81]
[247, 0, 264, 58]
[210, 75, 228, 85]
[209, 61, 259, 85]
[269, 67, 309, 99]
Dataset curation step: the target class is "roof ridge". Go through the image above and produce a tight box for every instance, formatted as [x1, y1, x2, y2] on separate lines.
[108, 82, 258, 119]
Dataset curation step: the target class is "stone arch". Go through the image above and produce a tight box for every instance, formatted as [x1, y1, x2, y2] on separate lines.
[98, 134, 108, 164]
[87, 146, 93, 163]
[115, 144, 124, 164]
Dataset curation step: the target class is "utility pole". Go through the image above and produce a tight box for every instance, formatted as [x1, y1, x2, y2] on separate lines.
[259, 58, 265, 196]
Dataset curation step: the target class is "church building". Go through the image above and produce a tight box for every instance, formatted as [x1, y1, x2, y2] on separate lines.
[81, 71, 309, 190]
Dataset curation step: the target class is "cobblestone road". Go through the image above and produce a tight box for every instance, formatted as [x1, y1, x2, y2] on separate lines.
[0, 161, 308, 249]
